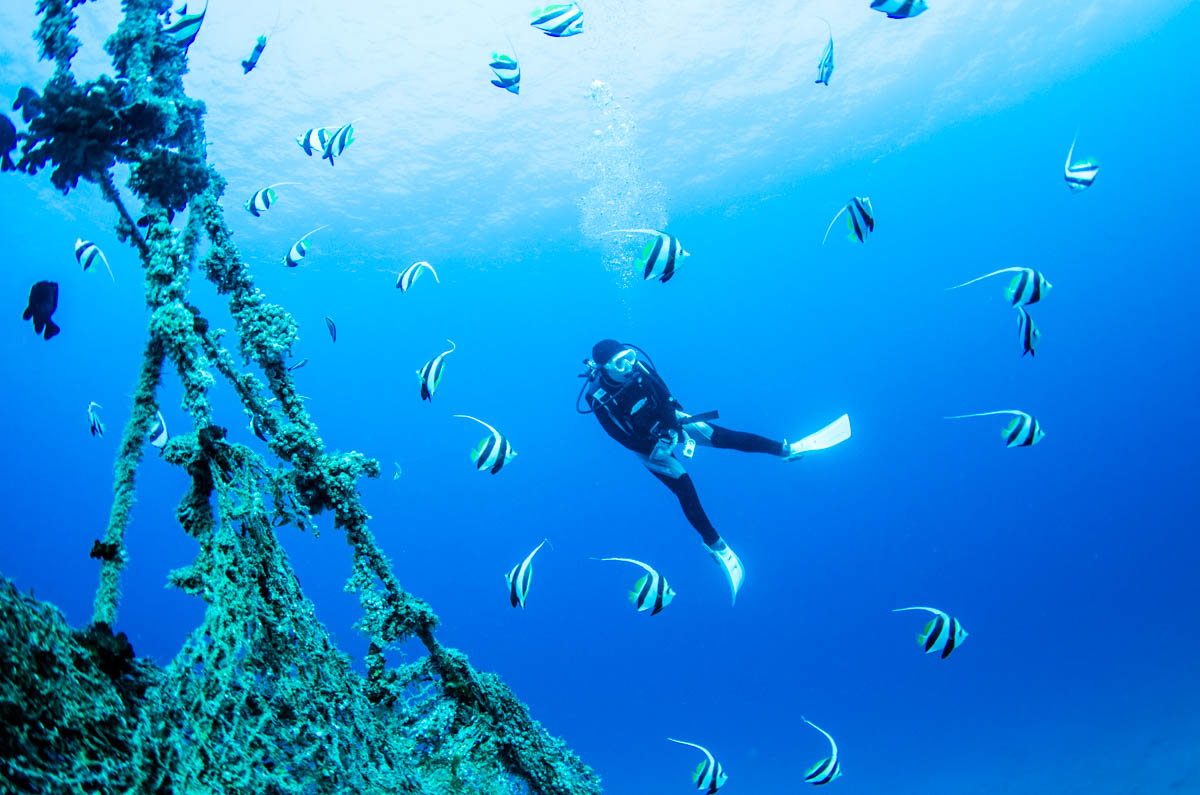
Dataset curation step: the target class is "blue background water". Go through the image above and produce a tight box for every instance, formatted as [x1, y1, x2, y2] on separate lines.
[2, 1, 1199, 793]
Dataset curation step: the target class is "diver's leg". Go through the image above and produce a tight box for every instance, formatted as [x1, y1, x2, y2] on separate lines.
[650, 471, 721, 545]
[706, 423, 784, 456]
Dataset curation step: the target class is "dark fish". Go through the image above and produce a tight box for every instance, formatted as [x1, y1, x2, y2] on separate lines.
[0, 114, 16, 172]
[22, 281, 60, 340]
[242, 35, 267, 73]
[287, 357, 308, 372]
[325, 316, 336, 342]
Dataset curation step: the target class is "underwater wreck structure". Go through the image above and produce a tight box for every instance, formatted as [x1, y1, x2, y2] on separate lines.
[1, 2, 601, 793]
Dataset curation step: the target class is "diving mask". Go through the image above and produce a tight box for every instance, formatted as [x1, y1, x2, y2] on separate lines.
[604, 348, 637, 378]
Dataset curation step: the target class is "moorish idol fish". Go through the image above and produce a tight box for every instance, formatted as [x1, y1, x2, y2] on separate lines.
[815, 18, 834, 86]
[287, 357, 308, 372]
[802, 718, 843, 786]
[454, 414, 518, 474]
[396, 260, 439, 292]
[822, 197, 874, 244]
[296, 128, 331, 157]
[947, 266, 1052, 306]
[869, 0, 928, 19]
[505, 538, 548, 607]
[149, 411, 168, 448]
[417, 340, 455, 401]
[602, 229, 689, 283]
[242, 35, 267, 74]
[284, 225, 329, 267]
[75, 239, 114, 281]
[892, 605, 968, 658]
[88, 402, 104, 438]
[490, 48, 521, 94]
[325, 316, 336, 342]
[163, 1, 207, 48]
[321, 121, 356, 167]
[245, 182, 297, 217]
[599, 557, 676, 615]
[667, 738, 727, 794]
[1064, 132, 1099, 192]
[23, 280, 60, 340]
[531, 3, 583, 37]
[1015, 306, 1040, 357]
[945, 409, 1044, 448]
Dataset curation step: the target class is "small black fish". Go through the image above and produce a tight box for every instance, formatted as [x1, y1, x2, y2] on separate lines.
[242, 34, 267, 73]
[0, 113, 16, 172]
[325, 316, 336, 342]
[287, 357, 308, 372]
[23, 281, 60, 340]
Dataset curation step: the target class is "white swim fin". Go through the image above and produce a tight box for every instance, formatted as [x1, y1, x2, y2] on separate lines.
[784, 414, 851, 461]
[706, 539, 743, 605]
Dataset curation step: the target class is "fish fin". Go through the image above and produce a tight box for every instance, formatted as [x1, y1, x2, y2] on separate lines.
[471, 438, 487, 462]
[43, 319, 60, 340]
[946, 267, 1022, 291]
[821, 206, 847, 245]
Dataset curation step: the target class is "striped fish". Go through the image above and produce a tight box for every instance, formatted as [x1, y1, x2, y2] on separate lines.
[284, 225, 329, 268]
[893, 605, 968, 659]
[455, 414, 518, 474]
[75, 238, 114, 281]
[945, 409, 1045, 448]
[1064, 133, 1099, 191]
[325, 316, 336, 342]
[296, 128, 331, 157]
[667, 738, 727, 794]
[393, 462, 403, 480]
[947, 266, 1052, 306]
[242, 34, 267, 74]
[599, 557, 675, 615]
[505, 539, 548, 608]
[163, 1, 207, 48]
[245, 182, 296, 217]
[822, 197, 874, 244]
[815, 18, 834, 86]
[1015, 306, 1040, 357]
[802, 718, 843, 786]
[149, 411, 168, 448]
[869, 0, 928, 19]
[321, 121, 355, 167]
[417, 340, 455, 401]
[531, 3, 583, 37]
[87, 402, 104, 438]
[396, 260, 439, 292]
[603, 229, 689, 283]
[490, 51, 521, 94]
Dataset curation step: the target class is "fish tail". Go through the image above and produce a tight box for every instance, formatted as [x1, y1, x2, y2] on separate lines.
[43, 319, 60, 340]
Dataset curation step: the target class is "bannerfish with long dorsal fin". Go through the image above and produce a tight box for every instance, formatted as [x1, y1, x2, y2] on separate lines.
[397, 261, 439, 292]
[602, 229, 689, 283]
[815, 18, 834, 85]
[945, 409, 1044, 448]
[163, 1, 207, 48]
[285, 225, 329, 267]
[321, 121, 355, 167]
[245, 182, 297, 216]
[947, 266, 1051, 306]
[393, 462, 402, 480]
[454, 414, 517, 474]
[417, 340, 455, 401]
[22, 281, 60, 340]
[598, 557, 675, 615]
[667, 738, 727, 794]
[869, 0, 928, 19]
[1016, 306, 1040, 357]
[490, 49, 521, 94]
[822, 197, 874, 244]
[242, 34, 267, 74]
[88, 401, 104, 437]
[531, 3, 583, 36]
[325, 316, 336, 342]
[0, 113, 16, 172]
[1064, 132, 1099, 191]
[149, 411, 168, 448]
[802, 718, 843, 785]
[75, 239, 115, 281]
[296, 128, 330, 157]
[893, 605, 968, 658]
[505, 539, 548, 607]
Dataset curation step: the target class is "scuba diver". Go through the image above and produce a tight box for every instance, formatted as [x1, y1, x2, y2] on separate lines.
[578, 339, 852, 603]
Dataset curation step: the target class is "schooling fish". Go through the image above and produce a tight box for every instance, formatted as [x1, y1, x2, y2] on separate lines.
[1064, 132, 1099, 191]
[667, 738, 727, 794]
[603, 229, 689, 283]
[287, 357, 309, 372]
[945, 409, 1044, 448]
[505, 539, 548, 608]
[245, 182, 297, 217]
[0, 113, 16, 172]
[75, 239, 115, 281]
[417, 340, 455, 401]
[1015, 306, 1040, 357]
[802, 718, 843, 786]
[285, 225, 329, 267]
[296, 128, 331, 157]
[869, 0, 928, 19]
[163, 1, 207, 48]
[454, 414, 518, 474]
[242, 34, 267, 74]
[88, 402, 105, 438]
[149, 411, 168, 448]
[947, 266, 1052, 306]
[22, 280, 60, 340]
[321, 121, 355, 167]
[325, 316, 336, 342]
[489, 50, 521, 95]
[822, 197, 874, 244]
[599, 557, 675, 615]
[531, 3, 583, 37]
[815, 18, 834, 86]
[396, 261, 439, 292]
[893, 605, 968, 659]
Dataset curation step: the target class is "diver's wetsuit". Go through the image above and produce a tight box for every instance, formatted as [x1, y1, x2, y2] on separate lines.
[584, 365, 783, 545]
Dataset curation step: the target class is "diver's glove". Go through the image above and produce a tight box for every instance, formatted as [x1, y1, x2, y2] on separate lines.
[783, 414, 852, 462]
[705, 538, 743, 604]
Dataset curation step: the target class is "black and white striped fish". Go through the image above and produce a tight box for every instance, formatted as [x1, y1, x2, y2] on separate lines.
[163, 1, 207, 48]
[945, 409, 1045, 448]
[284, 225, 329, 268]
[417, 340, 455, 401]
[869, 0, 928, 19]
[245, 182, 296, 217]
[947, 266, 1052, 306]
[505, 539, 548, 608]
[296, 128, 330, 157]
[490, 50, 521, 94]
[1016, 306, 1040, 357]
[530, 3, 583, 37]
[1064, 133, 1099, 191]
[396, 261, 439, 292]
[242, 34, 267, 74]
[455, 414, 518, 474]
[667, 738, 727, 794]
[599, 557, 675, 615]
[802, 718, 843, 786]
[603, 229, 689, 283]
[325, 316, 336, 342]
[822, 197, 874, 244]
[321, 121, 355, 166]
[88, 402, 104, 438]
[75, 238, 114, 281]
[893, 605, 968, 659]
[149, 411, 168, 448]
[815, 18, 834, 86]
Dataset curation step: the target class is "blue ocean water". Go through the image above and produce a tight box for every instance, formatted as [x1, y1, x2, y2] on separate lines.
[3, 1, 1199, 793]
